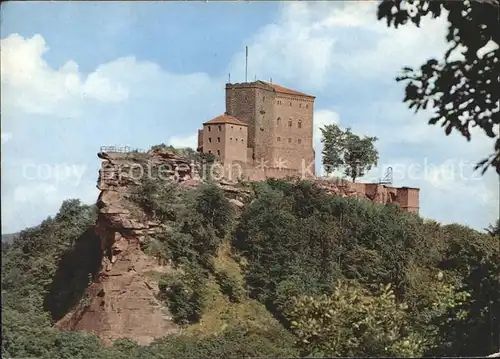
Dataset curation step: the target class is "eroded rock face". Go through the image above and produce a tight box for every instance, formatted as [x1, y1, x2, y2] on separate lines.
[56, 148, 256, 345]
[56, 149, 194, 345]
[56, 248, 176, 346]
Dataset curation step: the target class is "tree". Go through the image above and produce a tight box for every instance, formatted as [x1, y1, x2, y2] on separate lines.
[286, 282, 425, 357]
[377, 0, 500, 175]
[321, 123, 379, 181]
[344, 132, 379, 182]
[320, 124, 346, 176]
[485, 219, 500, 237]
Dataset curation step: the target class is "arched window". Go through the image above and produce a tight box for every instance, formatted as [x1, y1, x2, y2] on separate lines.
[298, 120, 302, 129]
[288, 119, 292, 127]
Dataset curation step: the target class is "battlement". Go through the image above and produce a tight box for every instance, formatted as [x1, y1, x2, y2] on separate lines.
[225, 81, 273, 92]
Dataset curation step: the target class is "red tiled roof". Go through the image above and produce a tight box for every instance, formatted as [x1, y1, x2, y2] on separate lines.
[203, 114, 247, 126]
[258, 81, 315, 98]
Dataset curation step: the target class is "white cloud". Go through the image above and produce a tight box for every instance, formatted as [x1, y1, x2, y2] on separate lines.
[13, 183, 58, 204]
[0, 33, 129, 117]
[2, 178, 98, 234]
[232, 1, 448, 90]
[168, 133, 198, 149]
[1, 132, 13, 144]
[313, 109, 340, 145]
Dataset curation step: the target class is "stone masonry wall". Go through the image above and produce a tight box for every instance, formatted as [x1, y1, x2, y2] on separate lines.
[272, 94, 315, 172]
[252, 86, 277, 165]
[225, 81, 315, 175]
[223, 122, 248, 163]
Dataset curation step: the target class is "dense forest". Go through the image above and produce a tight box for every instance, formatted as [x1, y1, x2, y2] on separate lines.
[2, 171, 499, 358]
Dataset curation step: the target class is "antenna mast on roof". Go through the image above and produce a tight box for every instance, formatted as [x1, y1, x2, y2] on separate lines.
[245, 46, 248, 82]
[228, 73, 231, 83]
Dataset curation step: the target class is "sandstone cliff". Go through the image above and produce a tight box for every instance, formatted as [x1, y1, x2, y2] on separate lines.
[55, 148, 252, 345]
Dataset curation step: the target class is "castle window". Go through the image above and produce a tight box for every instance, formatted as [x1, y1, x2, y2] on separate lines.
[288, 119, 292, 127]
[290, 102, 292, 106]
[231, 126, 234, 130]
[208, 150, 212, 154]
[277, 137, 281, 142]
[208, 138, 212, 143]
[299, 103, 302, 108]
[241, 138, 244, 142]
[208, 126, 211, 132]
[277, 117, 281, 125]
[217, 150, 220, 156]
[217, 137, 221, 143]
[288, 138, 292, 143]
[218, 125, 222, 131]
[263, 96, 265, 100]
[306, 104, 309, 109]
[235, 138, 238, 142]
[298, 120, 302, 129]
[298, 139, 302, 144]
[230, 137, 232, 141]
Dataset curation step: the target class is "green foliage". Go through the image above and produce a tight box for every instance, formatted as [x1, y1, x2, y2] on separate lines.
[234, 179, 500, 356]
[320, 123, 378, 181]
[214, 268, 246, 303]
[143, 326, 298, 358]
[1, 200, 99, 358]
[377, 0, 500, 174]
[158, 267, 209, 325]
[343, 131, 379, 182]
[3, 177, 499, 358]
[131, 167, 180, 222]
[486, 219, 500, 237]
[286, 282, 424, 357]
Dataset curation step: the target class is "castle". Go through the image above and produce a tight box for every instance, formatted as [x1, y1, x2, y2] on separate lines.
[197, 80, 315, 180]
[197, 80, 420, 213]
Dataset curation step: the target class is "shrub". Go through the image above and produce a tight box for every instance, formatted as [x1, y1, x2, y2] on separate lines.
[215, 269, 246, 303]
[158, 267, 209, 325]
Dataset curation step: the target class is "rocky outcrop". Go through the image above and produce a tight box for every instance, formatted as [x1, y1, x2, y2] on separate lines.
[56, 148, 254, 345]
[56, 148, 196, 345]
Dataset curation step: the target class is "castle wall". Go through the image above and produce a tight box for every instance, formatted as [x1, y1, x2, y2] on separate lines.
[201, 122, 248, 164]
[202, 123, 226, 158]
[315, 179, 420, 214]
[223, 123, 248, 163]
[272, 94, 315, 172]
[397, 187, 420, 213]
[225, 82, 315, 175]
[225, 83, 260, 149]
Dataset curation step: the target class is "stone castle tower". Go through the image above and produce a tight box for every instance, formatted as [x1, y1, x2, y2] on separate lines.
[197, 80, 316, 181]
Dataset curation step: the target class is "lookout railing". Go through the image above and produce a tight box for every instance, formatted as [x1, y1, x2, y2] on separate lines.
[100, 145, 147, 153]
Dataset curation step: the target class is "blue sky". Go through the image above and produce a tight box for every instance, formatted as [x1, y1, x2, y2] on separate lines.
[1, 1, 498, 234]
